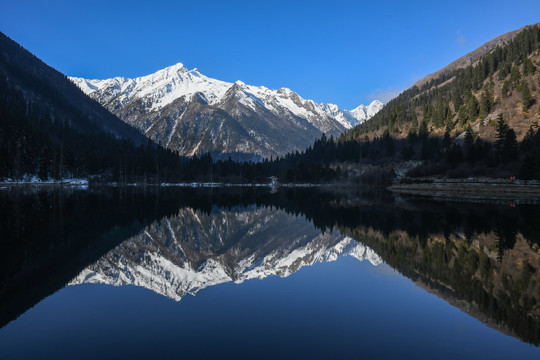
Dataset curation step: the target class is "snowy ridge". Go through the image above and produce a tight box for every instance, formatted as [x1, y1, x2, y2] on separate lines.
[69, 208, 382, 301]
[350, 101, 385, 122]
[71, 63, 382, 130]
[71, 63, 231, 112]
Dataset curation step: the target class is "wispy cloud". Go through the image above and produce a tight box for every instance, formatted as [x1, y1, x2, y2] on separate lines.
[456, 30, 466, 46]
[367, 87, 402, 103]
[367, 74, 424, 104]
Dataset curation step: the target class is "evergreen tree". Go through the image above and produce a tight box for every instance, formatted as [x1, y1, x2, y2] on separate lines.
[458, 105, 468, 125]
[464, 124, 476, 161]
[511, 65, 522, 86]
[495, 115, 509, 157]
[523, 58, 536, 75]
[519, 151, 540, 179]
[479, 89, 493, 119]
[443, 130, 452, 148]
[520, 125, 536, 153]
[498, 62, 510, 80]
[501, 79, 511, 98]
[466, 94, 479, 121]
[519, 81, 533, 111]
[445, 113, 454, 131]
[408, 117, 419, 142]
[502, 128, 519, 162]
[451, 86, 463, 110]
[419, 118, 429, 139]
[445, 144, 464, 168]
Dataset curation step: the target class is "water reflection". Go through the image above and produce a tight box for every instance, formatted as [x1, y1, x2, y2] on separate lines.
[70, 207, 381, 300]
[1, 187, 539, 348]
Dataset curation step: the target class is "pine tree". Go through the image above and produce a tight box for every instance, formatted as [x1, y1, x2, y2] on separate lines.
[519, 153, 537, 179]
[519, 150, 540, 180]
[445, 112, 454, 131]
[408, 116, 419, 142]
[502, 79, 511, 98]
[467, 94, 479, 121]
[464, 124, 476, 162]
[520, 125, 536, 153]
[495, 115, 509, 156]
[443, 130, 452, 148]
[523, 58, 536, 75]
[511, 65, 522, 86]
[419, 118, 429, 139]
[451, 86, 463, 110]
[498, 62, 510, 80]
[458, 105, 468, 125]
[503, 128, 519, 162]
[479, 89, 493, 119]
[464, 124, 475, 148]
[519, 81, 533, 111]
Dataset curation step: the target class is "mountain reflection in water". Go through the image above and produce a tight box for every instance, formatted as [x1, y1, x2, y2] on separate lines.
[70, 206, 381, 301]
[0, 187, 539, 357]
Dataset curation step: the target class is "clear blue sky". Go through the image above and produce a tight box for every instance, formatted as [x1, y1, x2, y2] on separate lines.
[1, 1, 539, 109]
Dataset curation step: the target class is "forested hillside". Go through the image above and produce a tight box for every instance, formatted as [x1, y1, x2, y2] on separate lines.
[343, 24, 540, 141]
[327, 24, 540, 179]
[0, 32, 186, 182]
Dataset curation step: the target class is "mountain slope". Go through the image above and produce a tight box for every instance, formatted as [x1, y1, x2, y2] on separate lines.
[413, 23, 539, 89]
[346, 23, 540, 142]
[0, 32, 146, 145]
[71, 64, 382, 160]
[329, 23, 540, 180]
[0, 31, 178, 181]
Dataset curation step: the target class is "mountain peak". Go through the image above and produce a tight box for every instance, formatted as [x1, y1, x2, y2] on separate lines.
[165, 62, 187, 72]
[351, 104, 367, 112]
[154, 62, 190, 78]
[369, 100, 384, 107]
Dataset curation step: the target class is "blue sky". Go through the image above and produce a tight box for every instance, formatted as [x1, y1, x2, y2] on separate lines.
[1, 1, 539, 109]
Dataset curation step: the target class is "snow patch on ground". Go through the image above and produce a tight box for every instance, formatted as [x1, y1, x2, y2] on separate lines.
[0, 176, 88, 187]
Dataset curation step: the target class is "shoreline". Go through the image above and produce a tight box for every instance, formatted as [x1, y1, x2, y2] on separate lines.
[0, 180, 321, 190]
[388, 179, 540, 201]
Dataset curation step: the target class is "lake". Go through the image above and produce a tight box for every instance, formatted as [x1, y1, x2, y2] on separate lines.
[0, 187, 539, 359]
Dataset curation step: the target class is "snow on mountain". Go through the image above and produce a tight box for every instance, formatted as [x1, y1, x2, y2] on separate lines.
[72, 63, 231, 112]
[349, 100, 385, 123]
[71, 63, 379, 128]
[70, 63, 383, 159]
[69, 207, 382, 301]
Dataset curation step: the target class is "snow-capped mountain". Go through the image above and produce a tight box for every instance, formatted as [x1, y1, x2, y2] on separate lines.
[71, 63, 382, 160]
[70, 206, 382, 301]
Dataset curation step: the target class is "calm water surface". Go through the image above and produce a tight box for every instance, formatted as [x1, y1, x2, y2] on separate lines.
[0, 187, 539, 359]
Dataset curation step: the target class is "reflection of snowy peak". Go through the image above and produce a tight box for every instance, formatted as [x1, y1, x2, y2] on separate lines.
[70, 64, 382, 160]
[70, 207, 381, 301]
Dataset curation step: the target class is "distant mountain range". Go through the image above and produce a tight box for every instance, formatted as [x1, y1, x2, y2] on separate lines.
[71, 64, 382, 160]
